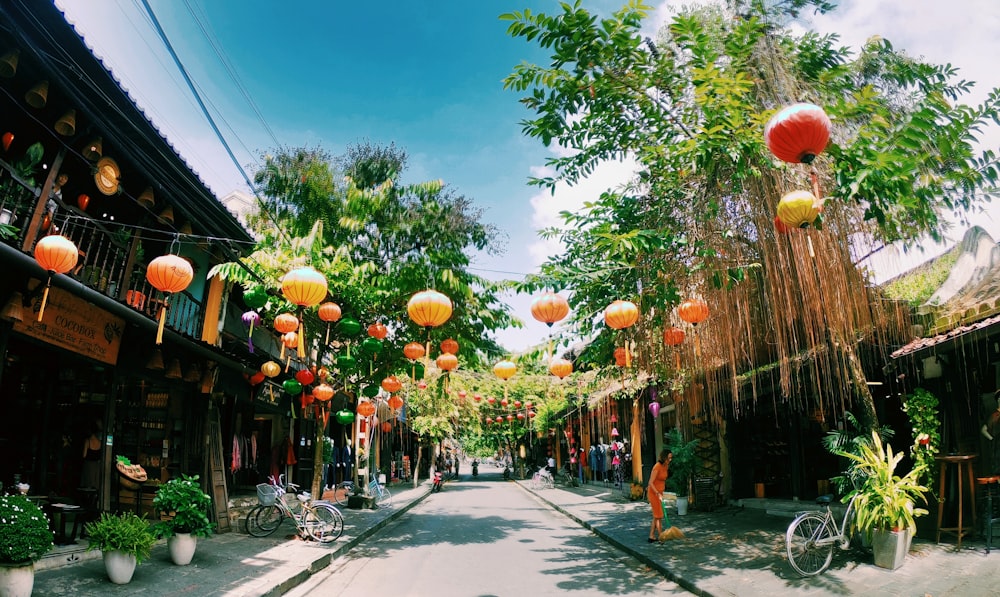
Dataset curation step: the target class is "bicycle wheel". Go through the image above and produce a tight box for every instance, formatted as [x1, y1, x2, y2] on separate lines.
[375, 486, 392, 508]
[333, 482, 354, 507]
[543, 476, 554, 490]
[251, 504, 284, 537]
[786, 513, 834, 576]
[244, 506, 263, 535]
[305, 504, 344, 543]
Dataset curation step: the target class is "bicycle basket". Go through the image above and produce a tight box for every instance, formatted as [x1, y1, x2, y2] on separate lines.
[256, 483, 279, 506]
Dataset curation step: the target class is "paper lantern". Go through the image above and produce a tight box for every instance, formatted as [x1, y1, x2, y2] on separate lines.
[274, 312, 299, 334]
[337, 354, 357, 372]
[404, 342, 425, 360]
[282, 331, 298, 349]
[517, 412, 525, 420]
[242, 311, 261, 353]
[281, 267, 327, 307]
[496, 416, 504, 423]
[335, 409, 355, 424]
[774, 215, 791, 235]
[318, 302, 342, 343]
[530, 292, 570, 326]
[381, 375, 403, 394]
[500, 398, 509, 407]
[493, 360, 517, 381]
[440, 338, 459, 355]
[514, 400, 522, 408]
[387, 394, 404, 410]
[357, 401, 376, 418]
[473, 393, 482, 402]
[777, 189, 821, 229]
[549, 358, 573, 379]
[248, 371, 265, 386]
[360, 337, 383, 355]
[312, 383, 334, 402]
[457, 390, 467, 400]
[244, 286, 269, 309]
[146, 254, 194, 344]
[380, 421, 393, 433]
[604, 300, 639, 330]
[648, 401, 661, 418]
[614, 347, 629, 367]
[338, 317, 361, 336]
[678, 298, 709, 326]
[417, 381, 427, 390]
[295, 369, 315, 386]
[362, 383, 380, 398]
[407, 289, 453, 328]
[506, 414, 514, 422]
[663, 327, 686, 347]
[764, 103, 831, 164]
[436, 353, 458, 372]
[367, 322, 388, 340]
[487, 397, 496, 404]
[282, 379, 303, 395]
[33, 235, 79, 322]
[528, 411, 536, 418]
[261, 361, 281, 378]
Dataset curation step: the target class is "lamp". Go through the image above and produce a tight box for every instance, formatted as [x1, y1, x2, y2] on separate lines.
[158, 206, 174, 225]
[0, 291, 24, 323]
[178, 221, 192, 236]
[184, 362, 201, 383]
[54, 110, 76, 137]
[0, 49, 19, 78]
[165, 358, 183, 379]
[25, 80, 48, 109]
[137, 187, 155, 209]
[199, 363, 216, 394]
[146, 348, 165, 371]
[82, 137, 102, 161]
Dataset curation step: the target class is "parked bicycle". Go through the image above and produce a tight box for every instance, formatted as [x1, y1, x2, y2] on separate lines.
[785, 494, 859, 576]
[245, 475, 344, 543]
[367, 477, 392, 508]
[530, 468, 554, 490]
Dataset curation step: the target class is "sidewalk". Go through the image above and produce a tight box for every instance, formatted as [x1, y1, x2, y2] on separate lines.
[517, 479, 1000, 597]
[31, 482, 432, 597]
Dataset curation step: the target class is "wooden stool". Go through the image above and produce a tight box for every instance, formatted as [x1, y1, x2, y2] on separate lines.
[936, 454, 977, 549]
[977, 476, 1000, 553]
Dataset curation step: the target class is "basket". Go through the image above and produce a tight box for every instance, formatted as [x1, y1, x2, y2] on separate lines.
[256, 483, 278, 506]
[116, 461, 148, 490]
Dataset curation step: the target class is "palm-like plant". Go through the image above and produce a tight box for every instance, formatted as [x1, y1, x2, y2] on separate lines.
[840, 432, 928, 536]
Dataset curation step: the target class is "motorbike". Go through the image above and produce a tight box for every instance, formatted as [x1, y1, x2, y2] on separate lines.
[432, 471, 443, 492]
[472, 460, 479, 477]
[503, 464, 511, 481]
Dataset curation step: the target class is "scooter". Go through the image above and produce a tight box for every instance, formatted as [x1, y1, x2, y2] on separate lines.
[472, 460, 479, 477]
[432, 471, 443, 492]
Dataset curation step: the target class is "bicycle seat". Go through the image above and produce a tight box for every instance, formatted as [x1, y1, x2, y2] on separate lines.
[297, 492, 312, 502]
[815, 494, 833, 505]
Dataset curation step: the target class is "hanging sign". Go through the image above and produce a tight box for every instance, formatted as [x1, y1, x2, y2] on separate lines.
[14, 281, 124, 364]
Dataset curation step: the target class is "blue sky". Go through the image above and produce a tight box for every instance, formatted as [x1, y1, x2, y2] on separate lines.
[54, 0, 1000, 350]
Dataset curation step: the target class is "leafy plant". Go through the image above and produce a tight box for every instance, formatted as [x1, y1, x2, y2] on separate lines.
[12, 142, 44, 187]
[841, 432, 928, 536]
[0, 495, 54, 564]
[823, 412, 894, 494]
[664, 427, 698, 497]
[84, 512, 155, 563]
[151, 474, 214, 538]
[902, 388, 940, 491]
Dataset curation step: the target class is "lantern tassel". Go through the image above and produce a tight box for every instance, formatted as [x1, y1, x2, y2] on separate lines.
[155, 297, 169, 345]
[325, 323, 331, 345]
[285, 355, 291, 372]
[248, 319, 255, 353]
[280, 344, 286, 361]
[624, 342, 632, 368]
[269, 385, 274, 403]
[297, 321, 306, 359]
[36, 275, 53, 322]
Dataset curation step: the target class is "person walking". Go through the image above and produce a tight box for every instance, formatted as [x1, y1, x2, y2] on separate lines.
[647, 449, 672, 543]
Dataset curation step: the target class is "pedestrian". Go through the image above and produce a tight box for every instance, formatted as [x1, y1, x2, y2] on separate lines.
[647, 448, 672, 543]
[547, 455, 556, 477]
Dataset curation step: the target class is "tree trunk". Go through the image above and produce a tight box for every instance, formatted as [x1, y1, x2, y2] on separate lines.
[312, 422, 325, 497]
[412, 444, 422, 489]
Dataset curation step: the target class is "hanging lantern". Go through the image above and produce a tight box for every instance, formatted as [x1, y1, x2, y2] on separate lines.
[611, 427, 620, 437]
[381, 375, 403, 394]
[496, 416, 504, 423]
[604, 300, 639, 330]
[440, 338, 459, 355]
[282, 379, 303, 395]
[145, 254, 193, 343]
[417, 381, 427, 390]
[777, 189, 822, 229]
[274, 312, 299, 334]
[335, 409, 355, 425]
[501, 398, 509, 407]
[487, 396, 496, 404]
[764, 102, 831, 165]
[244, 286, 269, 310]
[678, 298, 710, 326]
[457, 390, 467, 400]
[242, 311, 261, 353]
[281, 267, 328, 307]
[436, 352, 459, 372]
[248, 371, 265, 386]
[774, 215, 792, 235]
[473, 393, 482, 402]
[517, 412, 525, 420]
[362, 383, 380, 398]
[614, 347, 629, 367]
[387, 394, 404, 410]
[261, 361, 281, 378]
[649, 401, 661, 418]
[357, 401, 376, 418]
[312, 383, 334, 402]
[525, 401, 533, 408]
[33, 235, 79, 322]
[528, 411, 536, 418]
[407, 289, 453, 328]
[514, 400, 522, 408]
[380, 421, 393, 433]
[295, 369, 315, 386]
[337, 353, 357, 372]
[404, 342, 425, 360]
[360, 337, 383, 355]
[549, 358, 573, 379]
[506, 414, 514, 422]
[530, 292, 570, 327]
[337, 317, 361, 337]
[367, 322, 388, 340]
[282, 331, 298, 350]
[493, 360, 517, 381]
[663, 327, 686, 347]
[318, 301, 342, 343]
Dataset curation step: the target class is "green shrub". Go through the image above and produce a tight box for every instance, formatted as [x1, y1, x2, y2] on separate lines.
[151, 474, 214, 538]
[0, 495, 54, 564]
[84, 512, 155, 564]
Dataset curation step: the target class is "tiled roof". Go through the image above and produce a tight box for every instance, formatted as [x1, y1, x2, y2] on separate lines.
[891, 312, 1000, 358]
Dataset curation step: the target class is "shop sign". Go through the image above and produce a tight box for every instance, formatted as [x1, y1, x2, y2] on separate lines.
[15, 284, 124, 365]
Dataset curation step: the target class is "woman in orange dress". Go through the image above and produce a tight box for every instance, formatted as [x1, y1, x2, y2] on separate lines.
[647, 449, 672, 542]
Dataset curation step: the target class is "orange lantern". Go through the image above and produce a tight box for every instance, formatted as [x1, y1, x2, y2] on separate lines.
[514, 400, 522, 408]
[663, 327, 686, 346]
[440, 338, 459, 355]
[457, 390, 467, 400]
[381, 375, 403, 394]
[764, 103, 831, 165]
[487, 397, 496, 404]
[530, 292, 569, 327]
[33, 234, 79, 322]
[146, 254, 193, 344]
[678, 298, 709, 326]
[312, 383, 334, 402]
[517, 412, 525, 420]
[318, 301, 342, 343]
[274, 312, 299, 333]
[496, 416, 503, 423]
[774, 215, 791, 235]
[604, 300, 639, 330]
[357, 401, 376, 418]
[380, 421, 393, 433]
[387, 394, 404, 410]
[282, 331, 298, 350]
[549, 358, 573, 379]
[501, 398, 509, 407]
[493, 360, 517, 381]
[473, 393, 482, 402]
[614, 347, 629, 367]
[436, 353, 458, 372]
[368, 322, 388, 340]
[261, 361, 281, 378]
[404, 342, 425, 360]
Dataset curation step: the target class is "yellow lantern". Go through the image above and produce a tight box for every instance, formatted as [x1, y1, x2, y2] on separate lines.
[604, 300, 639, 330]
[407, 289, 452, 364]
[549, 358, 573, 379]
[530, 292, 569, 327]
[776, 189, 821, 229]
[261, 361, 281, 378]
[493, 359, 517, 403]
[281, 267, 327, 359]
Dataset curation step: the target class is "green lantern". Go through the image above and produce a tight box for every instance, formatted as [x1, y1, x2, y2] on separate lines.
[360, 337, 383, 355]
[362, 383, 379, 398]
[335, 409, 355, 425]
[412, 361, 426, 380]
[244, 286, 268, 310]
[337, 354, 357, 371]
[338, 317, 361, 337]
[282, 379, 302, 395]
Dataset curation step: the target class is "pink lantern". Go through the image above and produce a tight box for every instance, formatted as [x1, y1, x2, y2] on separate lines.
[648, 401, 661, 418]
[242, 311, 261, 353]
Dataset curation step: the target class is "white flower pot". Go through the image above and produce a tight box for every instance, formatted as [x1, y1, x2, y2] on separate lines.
[168, 533, 197, 566]
[0, 562, 34, 597]
[676, 496, 689, 516]
[103, 550, 137, 585]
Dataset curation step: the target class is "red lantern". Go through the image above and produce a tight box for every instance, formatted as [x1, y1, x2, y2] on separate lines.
[404, 342, 425, 360]
[514, 400, 522, 408]
[487, 397, 496, 404]
[493, 360, 516, 381]
[281, 267, 328, 308]
[367, 322, 388, 340]
[614, 347, 628, 367]
[530, 292, 570, 327]
[496, 416, 503, 423]
[248, 371, 265, 386]
[145, 254, 193, 344]
[380, 421, 393, 433]
[604, 300, 639, 330]
[506, 414, 514, 422]
[295, 369, 315, 386]
[764, 103, 831, 164]
[77, 194, 90, 211]
[436, 353, 458, 372]
[381, 375, 403, 394]
[357, 401, 376, 417]
[387, 394, 404, 410]
[407, 289, 452, 328]
[517, 413, 525, 420]
[440, 338, 459, 355]
[549, 358, 573, 379]
[528, 411, 536, 418]
[473, 393, 482, 402]
[774, 215, 791, 235]
[525, 401, 533, 409]
[457, 390, 467, 400]
[663, 327, 686, 347]
[312, 383, 334, 402]
[501, 398, 509, 407]
[274, 312, 299, 334]
[417, 381, 428, 390]
[33, 235, 79, 322]
[678, 298, 709, 326]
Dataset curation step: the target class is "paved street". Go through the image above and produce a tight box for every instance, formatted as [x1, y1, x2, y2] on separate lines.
[287, 469, 690, 597]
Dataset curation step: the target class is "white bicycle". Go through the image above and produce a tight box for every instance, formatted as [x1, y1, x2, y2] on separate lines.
[530, 468, 554, 490]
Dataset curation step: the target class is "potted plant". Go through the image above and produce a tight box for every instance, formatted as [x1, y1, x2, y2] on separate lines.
[84, 512, 155, 584]
[664, 428, 698, 515]
[152, 474, 214, 565]
[0, 495, 54, 597]
[839, 431, 929, 570]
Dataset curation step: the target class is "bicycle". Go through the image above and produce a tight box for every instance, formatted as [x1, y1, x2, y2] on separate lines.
[246, 476, 344, 543]
[530, 468, 554, 490]
[785, 494, 858, 576]
[367, 477, 392, 508]
[331, 480, 355, 508]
